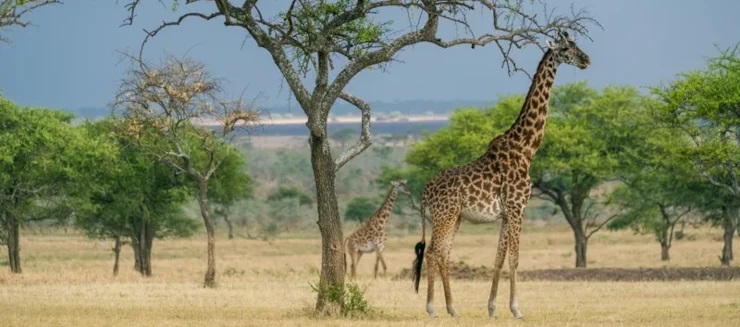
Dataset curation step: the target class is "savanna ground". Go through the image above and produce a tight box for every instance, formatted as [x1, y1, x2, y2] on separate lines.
[1, 223, 738, 327]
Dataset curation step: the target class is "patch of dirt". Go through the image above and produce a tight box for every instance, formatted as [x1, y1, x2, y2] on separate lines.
[394, 261, 740, 282]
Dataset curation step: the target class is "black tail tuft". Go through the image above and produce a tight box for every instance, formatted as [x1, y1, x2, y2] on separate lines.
[412, 241, 426, 293]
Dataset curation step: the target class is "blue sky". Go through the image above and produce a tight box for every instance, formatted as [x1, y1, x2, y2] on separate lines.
[0, 0, 738, 112]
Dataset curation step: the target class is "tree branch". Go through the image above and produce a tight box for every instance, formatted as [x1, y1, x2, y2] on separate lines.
[334, 91, 372, 172]
[586, 214, 619, 239]
[0, 0, 61, 43]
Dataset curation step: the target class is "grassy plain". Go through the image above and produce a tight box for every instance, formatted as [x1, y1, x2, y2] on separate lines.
[1, 224, 738, 326]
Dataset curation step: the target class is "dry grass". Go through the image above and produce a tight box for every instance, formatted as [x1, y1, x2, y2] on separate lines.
[1, 225, 739, 326]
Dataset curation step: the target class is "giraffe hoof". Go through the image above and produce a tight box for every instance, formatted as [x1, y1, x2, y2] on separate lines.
[426, 304, 438, 318]
[447, 306, 458, 317]
[488, 303, 496, 318]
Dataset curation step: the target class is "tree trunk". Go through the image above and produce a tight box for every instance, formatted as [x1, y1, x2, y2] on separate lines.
[720, 214, 735, 266]
[143, 221, 154, 276]
[659, 223, 671, 261]
[133, 237, 141, 272]
[131, 217, 153, 276]
[197, 179, 217, 288]
[223, 213, 234, 240]
[6, 213, 22, 274]
[310, 131, 345, 315]
[660, 242, 670, 261]
[113, 236, 122, 276]
[574, 228, 588, 268]
[554, 192, 589, 268]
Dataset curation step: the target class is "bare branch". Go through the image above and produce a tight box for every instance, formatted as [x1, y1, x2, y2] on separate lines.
[0, 0, 61, 43]
[531, 183, 560, 203]
[138, 11, 223, 65]
[586, 214, 619, 240]
[334, 91, 372, 172]
[111, 52, 260, 184]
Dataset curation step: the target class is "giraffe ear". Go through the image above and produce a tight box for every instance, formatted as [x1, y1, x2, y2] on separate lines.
[391, 181, 399, 187]
[546, 39, 557, 49]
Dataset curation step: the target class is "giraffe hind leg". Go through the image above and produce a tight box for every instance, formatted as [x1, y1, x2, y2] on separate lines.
[427, 215, 460, 318]
[347, 243, 359, 279]
[425, 251, 438, 318]
[374, 252, 379, 279]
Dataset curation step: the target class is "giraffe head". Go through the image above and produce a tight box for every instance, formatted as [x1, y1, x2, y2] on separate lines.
[391, 180, 411, 195]
[546, 31, 591, 70]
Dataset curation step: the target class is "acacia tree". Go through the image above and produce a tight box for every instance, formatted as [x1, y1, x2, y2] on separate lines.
[0, 0, 60, 43]
[530, 84, 651, 267]
[608, 171, 696, 261]
[123, 0, 599, 313]
[0, 97, 113, 273]
[112, 54, 259, 287]
[607, 101, 704, 262]
[652, 44, 740, 266]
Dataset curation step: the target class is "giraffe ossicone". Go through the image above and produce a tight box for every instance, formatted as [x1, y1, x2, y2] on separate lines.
[344, 179, 411, 279]
[411, 31, 591, 319]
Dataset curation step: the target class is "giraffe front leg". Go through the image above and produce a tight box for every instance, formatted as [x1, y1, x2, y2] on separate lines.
[439, 255, 458, 317]
[488, 219, 509, 319]
[507, 217, 524, 319]
[378, 250, 388, 277]
[353, 251, 364, 279]
[375, 250, 388, 279]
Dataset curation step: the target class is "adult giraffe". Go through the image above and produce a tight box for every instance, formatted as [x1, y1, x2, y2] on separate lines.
[412, 31, 591, 318]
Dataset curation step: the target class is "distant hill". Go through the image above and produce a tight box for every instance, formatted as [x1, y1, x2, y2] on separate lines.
[64, 99, 498, 120]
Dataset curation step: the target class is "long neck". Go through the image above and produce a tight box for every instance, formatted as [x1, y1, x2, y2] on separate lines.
[369, 187, 398, 226]
[503, 50, 559, 156]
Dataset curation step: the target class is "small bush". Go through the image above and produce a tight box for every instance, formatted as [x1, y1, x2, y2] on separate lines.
[309, 281, 371, 317]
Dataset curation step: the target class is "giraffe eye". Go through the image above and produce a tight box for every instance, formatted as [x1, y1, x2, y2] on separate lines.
[562, 47, 570, 51]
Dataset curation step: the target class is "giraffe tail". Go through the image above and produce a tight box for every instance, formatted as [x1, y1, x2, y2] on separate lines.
[412, 192, 427, 293]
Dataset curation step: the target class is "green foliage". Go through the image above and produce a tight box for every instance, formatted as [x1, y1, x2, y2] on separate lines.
[267, 186, 313, 207]
[650, 43, 740, 224]
[606, 95, 703, 247]
[74, 118, 198, 242]
[208, 148, 253, 206]
[279, 0, 392, 74]
[344, 197, 377, 222]
[0, 97, 115, 242]
[309, 281, 370, 317]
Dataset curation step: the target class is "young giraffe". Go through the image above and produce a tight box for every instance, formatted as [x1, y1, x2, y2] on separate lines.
[412, 32, 591, 318]
[345, 180, 411, 279]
